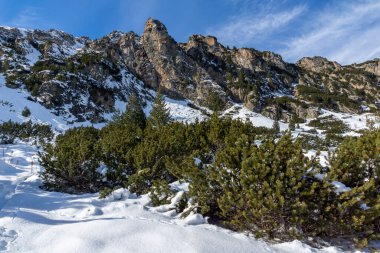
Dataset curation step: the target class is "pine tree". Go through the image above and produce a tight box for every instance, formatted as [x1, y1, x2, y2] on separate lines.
[100, 122, 142, 186]
[237, 70, 245, 89]
[206, 133, 335, 239]
[328, 129, 380, 245]
[289, 115, 296, 131]
[272, 119, 280, 133]
[329, 130, 380, 187]
[149, 93, 171, 128]
[40, 127, 102, 193]
[207, 91, 225, 112]
[22, 106, 31, 117]
[226, 72, 233, 87]
[120, 92, 146, 129]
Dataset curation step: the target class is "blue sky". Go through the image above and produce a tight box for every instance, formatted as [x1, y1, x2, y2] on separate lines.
[0, 0, 379, 64]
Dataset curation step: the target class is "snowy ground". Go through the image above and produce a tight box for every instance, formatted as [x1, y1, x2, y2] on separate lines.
[223, 105, 288, 131]
[0, 75, 68, 132]
[0, 74, 107, 131]
[0, 142, 346, 253]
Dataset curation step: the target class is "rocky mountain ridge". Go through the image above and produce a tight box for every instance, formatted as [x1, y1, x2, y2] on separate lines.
[1, 18, 379, 123]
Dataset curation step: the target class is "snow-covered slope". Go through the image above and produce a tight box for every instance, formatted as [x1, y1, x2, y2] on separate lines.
[223, 105, 288, 131]
[0, 72, 285, 129]
[0, 142, 342, 253]
[0, 74, 69, 131]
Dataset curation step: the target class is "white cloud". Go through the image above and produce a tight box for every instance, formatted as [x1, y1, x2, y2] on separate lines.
[207, 3, 305, 47]
[281, 0, 380, 64]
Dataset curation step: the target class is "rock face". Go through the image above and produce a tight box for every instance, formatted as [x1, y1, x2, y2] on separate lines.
[355, 59, 380, 77]
[297, 56, 342, 73]
[139, 18, 226, 104]
[0, 19, 380, 123]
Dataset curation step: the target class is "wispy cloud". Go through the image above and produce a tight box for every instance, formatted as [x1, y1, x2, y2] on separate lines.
[280, 0, 380, 64]
[208, 0, 380, 64]
[6, 6, 41, 29]
[207, 1, 306, 47]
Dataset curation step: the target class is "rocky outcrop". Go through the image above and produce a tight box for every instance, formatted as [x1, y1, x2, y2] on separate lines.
[262, 104, 319, 122]
[140, 18, 223, 103]
[354, 59, 380, 77]
[297, 56, 342, 73]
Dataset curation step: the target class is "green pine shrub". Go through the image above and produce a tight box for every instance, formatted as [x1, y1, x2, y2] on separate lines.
[22, 106, 31, 117]
[200, 133, 338, 240]
[328, 129, 380, 246]
[40, 127, 102, 193]
[0, 120, 53, 144]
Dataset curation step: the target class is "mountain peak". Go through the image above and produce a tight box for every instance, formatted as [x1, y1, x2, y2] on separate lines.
[144, 18, 168, 35]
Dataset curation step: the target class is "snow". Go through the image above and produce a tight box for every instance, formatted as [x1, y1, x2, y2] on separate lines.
[165, 97, 208, 123]
[193, 157, 202, 166]
[0, 26, 13, 30]
[181, 213, 206, 225]
[0, 74, 68, 131]
[332, 181, 351, 193]
[0, 142, 345, 253]
[169, 181, 189, 192]
[62, 41, 84, 57]
[142, 92, 208, 123]
[24, 45, 41, 66]
[0, 74, 114, 130]
[224, 105, 288, 131]
[305, 150, 329, 167]
[273, 241, 339, 253]
[319, 109, 379, 131]
[105, 188, 134, 201]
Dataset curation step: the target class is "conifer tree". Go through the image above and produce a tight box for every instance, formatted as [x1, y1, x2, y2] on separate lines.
[226, 72, 233, 87]
[22, 106, 31, 117]
[329, 130, 380, 187]
[149, 93, 171, 128]
[289, 115, 296, 131]
[237, 70, 245, 89]
[40, 127, 102, 193]
[121, 92, 146, 130]
[272, 119, 280, 133]
[100, 122, 142, 186]
[207, 133, 336, 239]
[99, 92, 145, 187]
[207, 91, 225, 112]
[328, 129, 380, 245]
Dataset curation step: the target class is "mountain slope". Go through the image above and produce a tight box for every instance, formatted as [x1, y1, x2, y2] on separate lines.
[1, 18, 380, 124]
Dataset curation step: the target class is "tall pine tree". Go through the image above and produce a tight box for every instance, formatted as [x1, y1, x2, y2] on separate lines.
[149, 93, 171, 128]
[272, 119, 280, 133]
[288, 115, 296, 131]
[119, 92, 146, 129]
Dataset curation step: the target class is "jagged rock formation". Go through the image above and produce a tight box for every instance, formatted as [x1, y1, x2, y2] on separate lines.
[354, 59, 380, 76]
[0, 18, 380, 123]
